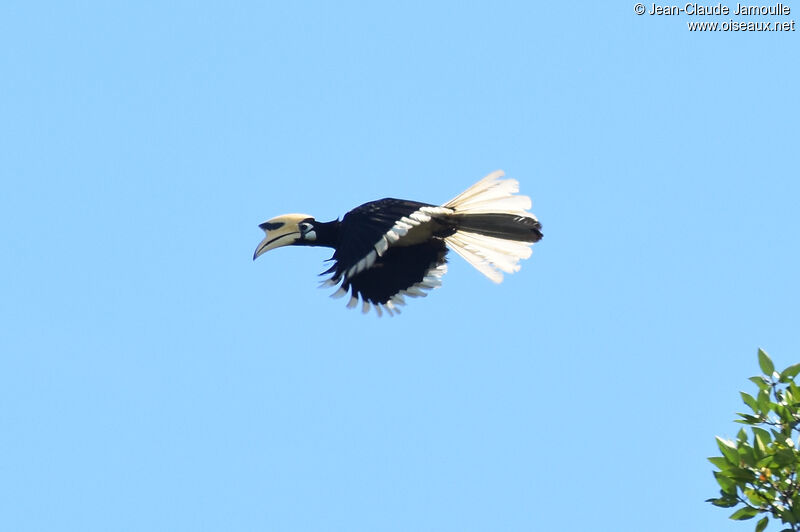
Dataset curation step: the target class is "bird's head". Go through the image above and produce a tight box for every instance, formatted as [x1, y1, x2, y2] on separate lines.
[253, 213, 318, 260]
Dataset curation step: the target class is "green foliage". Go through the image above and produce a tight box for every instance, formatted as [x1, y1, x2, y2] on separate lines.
[708, 349, 800, 531]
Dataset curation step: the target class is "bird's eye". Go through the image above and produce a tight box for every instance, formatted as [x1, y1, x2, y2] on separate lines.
[298, 221, 316, 241]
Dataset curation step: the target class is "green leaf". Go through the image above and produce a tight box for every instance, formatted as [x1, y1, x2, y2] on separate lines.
[783, 387, 795, 405]
[774, 404, 794, 426]
[753, 427, 772, 445]
[773, 448, 795, 466]
[792, 494, 800, 522]
[750, 376, 770, 392]
[709, 456, 730, 470]
[759, 349, 775, 376]
[755, 516, 768, 532]
[753, 432, 768, 459]
[736, 414, 763, 425]
[742, 391, 759, 412]
[730, 506, 760, 520]
[756, 455, 774, 468]
[728, 466, 756, 483]
[744, 488, 764, 506]
[738, 444, 756, 467]
[707, 496, 739, 508]
[717, 437, 741, 465]
[714, 471, 737, 493]
[757, 390, 772, 416]
[789, 382, 800, 404]
[780, 506, 798, 524]
[780, 363, 800, 382]
[738, 428, 749, 443]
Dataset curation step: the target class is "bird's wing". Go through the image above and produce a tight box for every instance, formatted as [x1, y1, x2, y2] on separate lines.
[317, 198, 455, 315]
[334, 240, 449, 316]
[321, 198, 448, 283]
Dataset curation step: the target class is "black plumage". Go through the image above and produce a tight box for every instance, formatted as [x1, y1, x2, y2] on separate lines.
[323, 199, 450, 278]
[253, 170, 542, 315]
[342, 240, 448, 306]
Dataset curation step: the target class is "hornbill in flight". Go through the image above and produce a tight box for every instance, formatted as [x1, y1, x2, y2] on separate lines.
[253, 170, 542, 316]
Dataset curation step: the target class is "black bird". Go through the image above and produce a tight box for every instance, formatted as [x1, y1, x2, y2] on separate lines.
[253, 170, 542, 316]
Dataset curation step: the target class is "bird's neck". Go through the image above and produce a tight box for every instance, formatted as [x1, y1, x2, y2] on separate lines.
[311, 220, 341, 248]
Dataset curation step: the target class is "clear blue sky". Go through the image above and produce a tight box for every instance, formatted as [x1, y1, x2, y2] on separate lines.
[1, 2, 798, 531]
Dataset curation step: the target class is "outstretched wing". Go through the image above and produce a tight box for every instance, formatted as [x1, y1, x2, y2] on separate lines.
[320, 198, 453, 315]
[338, 240, 448, 315]
[323, 198, 434, 281]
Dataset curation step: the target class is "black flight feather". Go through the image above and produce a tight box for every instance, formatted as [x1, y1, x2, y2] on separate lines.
[342, 240, 448, 304]
[328, 198, 434, 281]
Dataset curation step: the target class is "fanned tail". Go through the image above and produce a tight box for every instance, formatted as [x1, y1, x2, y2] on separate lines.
[442, 170, 542, 283]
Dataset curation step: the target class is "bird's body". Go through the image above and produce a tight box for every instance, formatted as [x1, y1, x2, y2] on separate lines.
[254, 170, 542, 315]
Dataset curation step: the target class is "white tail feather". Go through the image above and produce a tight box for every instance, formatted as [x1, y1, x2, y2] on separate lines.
[442, 170, 539, 283]
[451, 231, 532, 268]
[444, 170, 508, 208]
[446, 231, 533, 283]
[450, 195, 532, 214]
[445, 234, 505, 283]
[444, 170, 536, 220]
